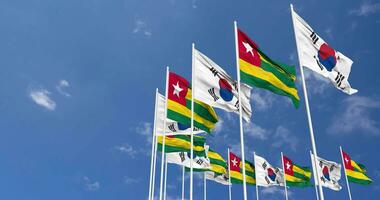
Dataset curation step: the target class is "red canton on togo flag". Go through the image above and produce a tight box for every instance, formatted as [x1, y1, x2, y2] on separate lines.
[238, 29, 261, 67]
[283, 155, 294, 176]
[291, 8, 357, 95]
[229, 152, 241, 172]
[168, 72, 189, 106]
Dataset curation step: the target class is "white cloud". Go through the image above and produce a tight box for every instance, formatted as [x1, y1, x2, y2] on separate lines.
[328, 96, 380, 135]
[133, 19, 152, 37]
[213, 117, 224, 134]
[56, 79, 71, 97]
[136, 122, 153, 143]
[124, 177, 141, 184]
[83, 176, 100, 191]
[272, 126, 298, 152]
[302, 68, 330, 95]
[350, 1, 380, 16]
[251, 90, 276, 111]
[261, 187, 292, 198]
[115, 143, 138, 158]
[29, 88, 56, 111]
[324, 28, 334, 40]
[244, 122, 269, 140]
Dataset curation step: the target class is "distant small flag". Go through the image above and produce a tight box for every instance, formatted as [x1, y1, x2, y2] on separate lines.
[283, 155, 312, 187]
[291, 8, 357, 94]
[311, 153, 342, 191]
[341, 149, 372, 185]
[167, 72, 218, 133]
[157, 135, 206, 157]
[254, 154, 284, 187]
[229, 151, 256, 185]
[237, 27, 300, 108]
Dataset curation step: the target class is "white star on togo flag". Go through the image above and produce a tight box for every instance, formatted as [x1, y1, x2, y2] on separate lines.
[172, 82, 183, 98]
[286, 162, 291, 170]
[345, 157, 349, 163]
[231, 158, 238, 167]
[242, 41, 254, 57]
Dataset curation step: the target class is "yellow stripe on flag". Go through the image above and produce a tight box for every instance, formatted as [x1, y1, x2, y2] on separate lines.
[239, 59, 299, 100]
[351, 160, 365, 173]
[346, 169, 371, 181]
[285, 174, 305, 182]
[157, 136, 204, 152]
[230, 171, 256, 184]
[293, 165, 311, 178]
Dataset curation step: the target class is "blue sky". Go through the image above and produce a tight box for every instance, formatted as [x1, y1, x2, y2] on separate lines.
[0, 0, 379, 199]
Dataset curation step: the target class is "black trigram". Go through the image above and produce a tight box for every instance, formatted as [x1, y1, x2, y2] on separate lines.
[265, 177, 271, 184]
[310, 32, 319, 44]
[168, 124, 177, 132]
[234, 100, 240, 110]
[209, 67, 219, 76]
[335, 72, 345, 88]
[208, 88, 219, 102]
[196, 159, 204, 165]
[179, 152, 186, 162]
[262, 162, 267, 170]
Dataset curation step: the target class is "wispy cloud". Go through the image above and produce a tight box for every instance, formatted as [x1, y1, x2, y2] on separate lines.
[251, 90, 276, 111]
[349, 1, 380, 16]
[56, 79, 71, 97]
[328, 96, 380, 136]
[83, 176, 100, 191]
[29, 88, 56, 111]
[114, 143, 138, 158]
[124, 176, 141, 184]
[324, 28, 334, 40]
[261, 187, 292, 198]
[135, 121, 153, 144]
[302, 68, 330, 95]
[272, 126, 299, 152]
[133, 19, 152, 37]
[244, 122, 269, 140]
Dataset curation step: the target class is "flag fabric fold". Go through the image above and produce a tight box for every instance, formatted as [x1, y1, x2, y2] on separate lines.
[291, 8, 357, 95]
[193, 48, 252, 122]
[157, 135, 206, 157]
[342, 150, 372, 185]
[254, 154, 285, 187]
[311, 153, 342, 191]
[283, 155, 312, 187]
[229, 152, 256, 185]
[166, 151, 211, 169]
[237, 27, 300, 108]
[167, 72, 218, 133]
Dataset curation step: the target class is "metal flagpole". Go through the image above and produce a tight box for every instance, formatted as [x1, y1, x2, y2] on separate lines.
[190, 43, 195, 200]
[290, 4, 324, 200]
[228, 148, 232, 200]
[204, 172, 207, 200]
[281, 152, 289, 200]
[340, 146, 353, 200]
[151, 130, 158, 200]
[159, 67, 170, 200]
[164, 159, 168, 200]
[310, 151, 320, 200]
[234, 20, 248, 200]
[182, 166, 185, 200]
[254, 152, 259, 200]
[148, 89, 159, 200]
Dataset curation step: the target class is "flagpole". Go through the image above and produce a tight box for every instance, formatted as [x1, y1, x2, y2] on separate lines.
[290, 4, 324, 200]
[148, 88, 159, 200]
[281, 152, 289, 200]
[152, 130, 158, 200]
[228, 148, 232, 200]
[234, 20, 248, 200]
[190, 42, 195, 200]
[340, 146, 353, 200]
[204, 172, 207, 200]
[159, 67, 170, 200]
[310, 150, 320, 200]
[164, 159, 168, 200]
[254, 152, 259, 200]
[182, 166, 185, 200]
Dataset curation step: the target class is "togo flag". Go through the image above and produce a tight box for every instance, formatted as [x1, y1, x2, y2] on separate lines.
[311, 153, 342, 191]
[291, 6, 357, 95]
[254, 154, 285, 187]
[166, 151, 211, 169]
[155, 92, 204, 136]
[193, 48, 252, 122]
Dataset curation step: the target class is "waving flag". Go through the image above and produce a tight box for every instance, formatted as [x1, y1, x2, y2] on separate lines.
[283, 155, 312, 187]
[157, 135, 206, 157]
[311, 153, 342, 191]
[193, 48, 252, 122]
[155, 92, 204, 136]
[167, 72, 218, 133]
[237, 28, 300, 108]
[166, 151, 211, 169]
[341, 149, 372, 185]
[291, 8, 357, 95]
[229, 151, 256, 185]
[254, 154, 284, 187]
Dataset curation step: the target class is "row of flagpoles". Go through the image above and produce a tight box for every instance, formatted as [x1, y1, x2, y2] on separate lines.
[147, 4, 370, 200]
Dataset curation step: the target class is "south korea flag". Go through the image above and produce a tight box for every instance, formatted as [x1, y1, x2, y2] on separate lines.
[254, 154, 285, 187]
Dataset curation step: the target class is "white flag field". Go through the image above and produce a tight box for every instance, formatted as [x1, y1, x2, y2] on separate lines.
[254, 154, 285, 187]
[155, 92, 204, 136]
[166, 152, 211, 169]
[292, 8, 357, 95]
[311, 153, 342, 191]
[193, 48, 252, 122]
